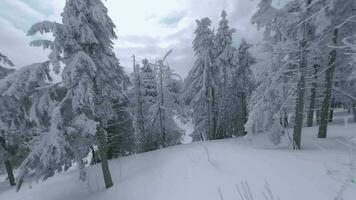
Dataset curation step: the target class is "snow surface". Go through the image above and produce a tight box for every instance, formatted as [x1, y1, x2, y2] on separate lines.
[1, 123, 356, 200]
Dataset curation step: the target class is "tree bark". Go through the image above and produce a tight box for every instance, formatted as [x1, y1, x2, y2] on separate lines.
[307, 64, 319, 127]
[206, 51, 215, 141]
[4, 159, 16, 186]
[293, 0, 313, 150]
[316, 110, 321, 125]
[240, 93, 248, 135]
[318, 28, 338, 138]
[158, 61, 167, 147]
[97, 125, 113, 189]
[293, 67, 306, 150]
[133, 56, 146, 152]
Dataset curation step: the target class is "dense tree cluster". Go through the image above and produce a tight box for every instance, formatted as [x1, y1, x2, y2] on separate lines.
[0, 0, 355, 193]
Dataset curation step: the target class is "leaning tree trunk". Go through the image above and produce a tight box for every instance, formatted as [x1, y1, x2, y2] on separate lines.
[307, 63, 319, 127]
[97, 125, 114, 189]
[318, 29, 338, 139]
[4, 159, 16, 186]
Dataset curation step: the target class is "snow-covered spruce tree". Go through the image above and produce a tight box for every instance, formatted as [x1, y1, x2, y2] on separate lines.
[0, 53, 15, 79]
[211, 10, 238, 139]
[106, 97, 135, 159]
[247, 0, 301, 146]
[135, 59, 159, 152]
[132, 54, 183, 152]
[235, 39, 256, 136]
[0, 62, 60, 187]
[291, 0, 316, 150]
[154, 51, 183, 147]
[317, 0, 356, 138]
[182, 18, 216, 141]
[20, 0, 131, 189]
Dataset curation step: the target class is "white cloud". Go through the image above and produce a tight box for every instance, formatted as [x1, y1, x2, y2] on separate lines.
[0, 16, 49, 68]
[0, 0, 262, 77]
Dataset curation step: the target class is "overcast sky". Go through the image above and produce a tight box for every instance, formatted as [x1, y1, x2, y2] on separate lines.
[0, 0, 263, 78]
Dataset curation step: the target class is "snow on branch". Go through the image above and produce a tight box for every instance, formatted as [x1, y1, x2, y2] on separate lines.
[27, 21, 63, 36]
[30, 40, 54, 50]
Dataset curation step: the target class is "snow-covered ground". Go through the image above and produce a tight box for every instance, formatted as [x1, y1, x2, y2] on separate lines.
[1, 123, 356, 200]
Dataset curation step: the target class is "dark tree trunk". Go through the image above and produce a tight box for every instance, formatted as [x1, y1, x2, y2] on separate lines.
[97, 125, 113, 189]
[318, 29, 338, 138]
[316, 110, 321, 125]
[293, 40, 308, 150]
[293, 69, 306, 150]
[307, 64, 319, 127]
[293, 0, 313, 150]
[240, 93, 248, 135]
[329, 109, 334, 122]
[4, 159, 16, 186]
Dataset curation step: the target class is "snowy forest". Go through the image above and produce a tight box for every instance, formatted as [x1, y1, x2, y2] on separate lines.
[0, 0, 356, 199]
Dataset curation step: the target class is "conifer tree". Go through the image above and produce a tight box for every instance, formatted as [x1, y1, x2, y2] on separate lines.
[212, 10, 238, 139]
[235, 40, 256, 135]
[19, 0, 131, 189]
[182, 18, 216, 141]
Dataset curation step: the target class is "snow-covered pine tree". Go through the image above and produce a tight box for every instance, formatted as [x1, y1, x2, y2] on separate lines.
[211, 10, 238, 139]
[182, 18, 216, 141]
[317, 0, 356, 138]
[106, 97, 135, 159]
[247, 0, 301, 146]
[0, 62, 59, 187]
[133, 53, 183, 152]
[20, 0, 131, 189]
[235, 39, 256, 135]
[291, 0, 315, 150]
[137, 59, 159, 151]
[154, 51, 183, 147]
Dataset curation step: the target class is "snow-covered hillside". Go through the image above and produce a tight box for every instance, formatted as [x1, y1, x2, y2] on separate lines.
[1, 123, 356, 200]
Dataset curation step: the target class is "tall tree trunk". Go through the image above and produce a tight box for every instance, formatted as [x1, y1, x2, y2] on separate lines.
[293, 66, 306, 150]
[158, 61, 167, 147]
[239, 66, 248, 136]
[240, 93, 248, 135]
[97, 125, 114, 189]
[133, 56, 146, 152]
[4, 159, 16, 186]
[206, 51, 214, 141]
[93, 76, 113, 189]
[307, 64, 319, 127]
[293, 0, 313, 150]
[318, 29, 338, 138]
[216, 66, 227, 139]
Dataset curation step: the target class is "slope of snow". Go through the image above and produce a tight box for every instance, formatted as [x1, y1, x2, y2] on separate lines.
[1, 123, 356, 200]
